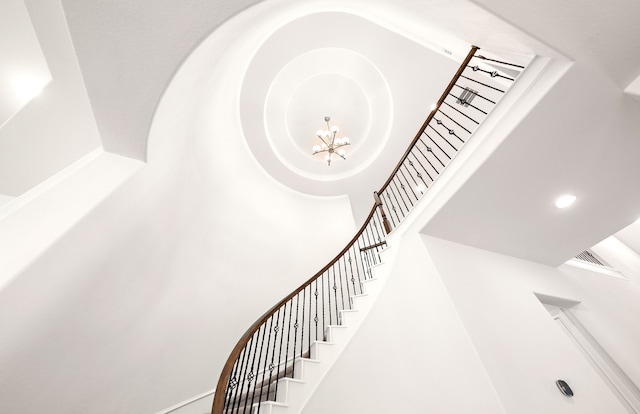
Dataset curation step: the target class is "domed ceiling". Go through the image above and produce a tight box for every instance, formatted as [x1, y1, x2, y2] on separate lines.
[239, 11, 460, 203]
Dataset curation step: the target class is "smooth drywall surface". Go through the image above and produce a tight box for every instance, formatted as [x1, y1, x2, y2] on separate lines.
[421, 235, 639, 414]
[157, 391, 213, 414]
[0, 5, 357, 413]
[0, 0, 101, 196]
[0, 149, 143, 288]
[302, 232, 506, 414]
[0, 0, 51, 130]
[0, 110, 355, 414]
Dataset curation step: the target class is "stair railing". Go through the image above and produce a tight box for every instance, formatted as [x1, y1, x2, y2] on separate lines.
[212, 45, 525, 414]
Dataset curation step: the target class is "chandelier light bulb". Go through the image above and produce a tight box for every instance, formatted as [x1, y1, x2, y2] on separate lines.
[311, 116, 352, 166]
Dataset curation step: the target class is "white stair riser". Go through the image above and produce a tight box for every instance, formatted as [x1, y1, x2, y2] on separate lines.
[253, 244, 397, 413]
[274, 379, 305, 404]
[324, 325, 349, 343]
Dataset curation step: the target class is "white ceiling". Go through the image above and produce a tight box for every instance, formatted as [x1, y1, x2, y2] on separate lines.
[0, 0, 50, 130]
[4, 0, 640, 264]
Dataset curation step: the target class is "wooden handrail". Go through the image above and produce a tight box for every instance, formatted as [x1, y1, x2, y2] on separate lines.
[373, 191, 393, 234]
[211, 44, 524, 414]
[377, 46, 479, 195]
[212, 203, 380, 413]
[359, 241, 387, 252]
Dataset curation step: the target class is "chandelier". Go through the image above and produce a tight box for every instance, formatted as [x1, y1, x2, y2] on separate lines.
[312, 116, 350, 166]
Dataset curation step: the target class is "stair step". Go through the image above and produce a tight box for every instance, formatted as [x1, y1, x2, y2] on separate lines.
[224, 245, 397, 414]
[257, 401, 288, 414]
[324, 324, 348, 342]
[338, 308, 362, 326]
[309, 340, 335, 360]
[273, 378, 305, 404]
[292, 357, 322, 381]
[350, 293, 370, 310]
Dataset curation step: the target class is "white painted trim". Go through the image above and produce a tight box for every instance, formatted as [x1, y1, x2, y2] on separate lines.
[552, 308, 640, 413]
[564, 258, 627, 280]
[533, 292, 581, 309]
[155, 389, 215, 414]
[0, 149, 144, 290]
[624, 74, 640, 102]
[0, 147, 103, 220]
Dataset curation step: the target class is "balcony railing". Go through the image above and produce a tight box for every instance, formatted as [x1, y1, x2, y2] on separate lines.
[211, 45, 526, 414]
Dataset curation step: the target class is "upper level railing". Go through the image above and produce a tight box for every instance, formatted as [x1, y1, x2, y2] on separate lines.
[212, 46, 526, 414]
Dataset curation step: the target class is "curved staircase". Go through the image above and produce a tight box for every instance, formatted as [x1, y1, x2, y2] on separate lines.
[212, 45, 527, 414]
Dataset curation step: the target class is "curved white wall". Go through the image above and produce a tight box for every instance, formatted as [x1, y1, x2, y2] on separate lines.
[303, 233, 640, 413]
[0, 3, 358, 413]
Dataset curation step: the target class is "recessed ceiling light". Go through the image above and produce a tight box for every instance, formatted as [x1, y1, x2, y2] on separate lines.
[555, 194, 577, 209]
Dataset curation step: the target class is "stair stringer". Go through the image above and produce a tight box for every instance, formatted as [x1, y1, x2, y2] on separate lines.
[256, 238, 401, 414]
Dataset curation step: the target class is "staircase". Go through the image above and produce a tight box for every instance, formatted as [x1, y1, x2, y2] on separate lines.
[212, 45, 527, 414]
[226, 245, 397, 414]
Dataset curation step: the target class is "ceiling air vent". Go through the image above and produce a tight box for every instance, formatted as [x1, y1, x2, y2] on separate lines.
[574, 250, 607, 267]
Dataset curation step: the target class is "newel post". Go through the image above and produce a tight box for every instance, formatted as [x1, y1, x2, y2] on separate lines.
[373, 191, 392, 234]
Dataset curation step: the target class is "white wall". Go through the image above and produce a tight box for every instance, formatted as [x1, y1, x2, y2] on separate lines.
[0, 0, 101, 196]
[421, 234, 639, 413]
[303, 232, 640, 413]
[0, 6, 358, 413]
[302, 232, 507, 414]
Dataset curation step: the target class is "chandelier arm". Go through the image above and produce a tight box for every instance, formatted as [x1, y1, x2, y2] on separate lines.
[317, 136, 331, 147]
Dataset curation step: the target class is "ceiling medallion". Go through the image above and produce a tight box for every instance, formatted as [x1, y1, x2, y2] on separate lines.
[312, 116, 351, 166]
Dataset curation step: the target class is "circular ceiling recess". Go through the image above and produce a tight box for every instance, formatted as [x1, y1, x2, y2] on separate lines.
[238, 10, 457, 199]
[264, 47, 391, 181]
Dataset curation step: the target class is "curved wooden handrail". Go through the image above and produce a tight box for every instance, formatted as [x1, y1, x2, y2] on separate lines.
[212, 203, 380, 413]
[377, 46, 479, 196]
[212, 44, 525, 414]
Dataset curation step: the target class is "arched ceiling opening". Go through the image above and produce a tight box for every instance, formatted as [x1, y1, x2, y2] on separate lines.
[239, 11, 459, 198]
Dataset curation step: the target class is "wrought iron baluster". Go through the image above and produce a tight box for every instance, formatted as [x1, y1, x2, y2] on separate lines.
[428, 121, 459, 152]
[388, 180, 407, 219]
[347, 247, 358, 298]
[256, 316, 274, 411]
[380, 186, 402, 227]
[212, 45, 529, 414]
[398, 165, 419, 202]
[244, 326, 263, 414]
[233, 337, 253, 414]
[331, 265, 339, 322]
[313, 279, 318, 349]
[441, 101, 480, 125]
[226, 345, 245, 413]
[424, 131, 452, 161]
[340, 251, 350, 309]
[267, 308, 283, 402]
[379, 192, 397, 227]
[300, 288, 306, 363]
[438, 107, 473, 135]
